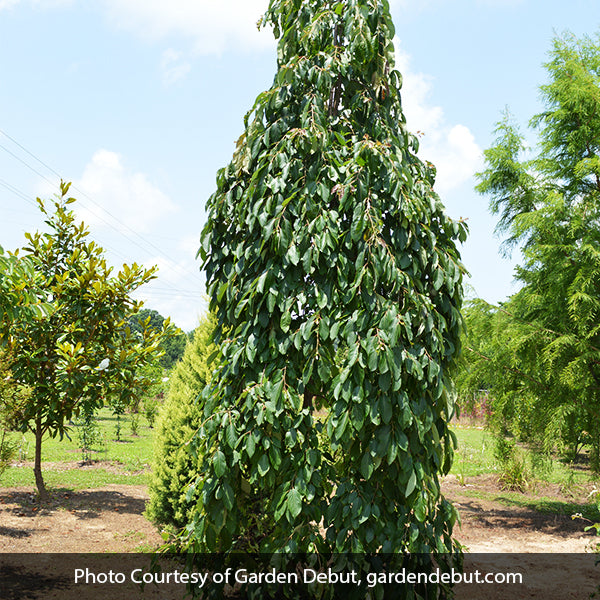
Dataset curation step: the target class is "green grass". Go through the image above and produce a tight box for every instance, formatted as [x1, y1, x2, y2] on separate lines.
[0, 466, 150, 488]
[2, 406, 154, 489]
[450, 425, 497, 479]
[450, 485, 600, 522]
[4, 407, 599, 512]
[450, 424, 597, 489]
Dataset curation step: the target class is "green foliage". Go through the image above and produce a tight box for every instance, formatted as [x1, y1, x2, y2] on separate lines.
[146, 313, 217, 531]
[473, 31, 600, 468]
[0, 245, 49, 331]
[142, 394, 160, 428]
[130, 412, 140, 436]
[75, 406, 100, 462]
[0, 352, 23, 480]
[189, 0, 466, 584]
[127, 309, 187, 369]
[124, 360, 170, 429]
[0, 182, 177, 499]
[493, 436, 515, 465]
[493, 437, 530, 492]
[2, 406, 154, 487]
[574, 489, 600, 554]
[0, 428, 15, 481]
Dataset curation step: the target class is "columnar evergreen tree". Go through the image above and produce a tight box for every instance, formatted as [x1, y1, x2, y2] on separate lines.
[147, 313, 217, 530]
[475, 32, 600, 465]
[192, 0, 466, 577]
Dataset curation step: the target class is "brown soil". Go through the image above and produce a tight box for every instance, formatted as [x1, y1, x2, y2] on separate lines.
[443, 473, 599, 553]
[0, 471, 599, 599]
[0, 484, 164, 553]
[4, 472, 593, 554]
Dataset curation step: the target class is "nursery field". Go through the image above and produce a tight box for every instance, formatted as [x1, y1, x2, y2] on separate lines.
[1, 412, 600, 555]
[0, 407, 153, 489]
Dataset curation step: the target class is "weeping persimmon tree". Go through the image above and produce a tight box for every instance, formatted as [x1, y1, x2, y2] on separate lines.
[191, 0, 466, 581]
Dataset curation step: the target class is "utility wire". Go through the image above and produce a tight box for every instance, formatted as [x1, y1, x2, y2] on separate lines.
[0, 161, 207, 323]
[0, 128, 205, 288]
[0, 177, 38, 206]
[0, 176, 141, 265]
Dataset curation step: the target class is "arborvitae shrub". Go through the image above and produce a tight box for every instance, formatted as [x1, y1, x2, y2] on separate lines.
[146, 313, 216, 530]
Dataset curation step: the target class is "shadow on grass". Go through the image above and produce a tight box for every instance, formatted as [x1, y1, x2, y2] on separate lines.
[495, 495, 600, 522]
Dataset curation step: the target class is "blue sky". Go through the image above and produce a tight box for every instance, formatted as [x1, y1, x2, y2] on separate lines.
[0, 0, 597, 331]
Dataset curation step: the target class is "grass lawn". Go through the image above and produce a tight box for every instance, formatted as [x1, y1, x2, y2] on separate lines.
[450, 423, 597, 489]
[2, 406, 154, 489]
[451, 424, 496, 479]
[3, 406, 599, 513]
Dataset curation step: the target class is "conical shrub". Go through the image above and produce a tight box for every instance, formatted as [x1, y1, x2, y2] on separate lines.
[146, 313, 216, 530]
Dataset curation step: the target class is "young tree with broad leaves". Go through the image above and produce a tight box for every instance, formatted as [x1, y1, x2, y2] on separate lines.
[0, 244, 48, 327]
[2, 182, 175, 500]
[475, 31, 600, 465]
[189, 0, 467, 582]
[0, 247, 45, 482]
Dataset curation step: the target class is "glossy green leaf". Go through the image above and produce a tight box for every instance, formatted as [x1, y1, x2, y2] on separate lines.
[287, 487, 302, 519]
[213, 450, 227, 478]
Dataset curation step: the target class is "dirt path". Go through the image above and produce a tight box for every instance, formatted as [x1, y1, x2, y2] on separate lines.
[1, 477, 599, 599]
[0, 485, 164, 553]
[443, 474, 598, 553]
[0, 475, 597, 553]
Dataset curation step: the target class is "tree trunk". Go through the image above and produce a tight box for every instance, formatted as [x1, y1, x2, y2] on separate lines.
[33, 419, 48, 501]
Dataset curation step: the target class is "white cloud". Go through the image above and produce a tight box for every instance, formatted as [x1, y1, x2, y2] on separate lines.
[99, 0, 273, 55]
[178, 233, 201, 257]
[73, 149, 177, 234]
[160, 48, 191, 85]
[133, 255, 207, 332]
[0, 0, 21, 8]
[430, 124, 482, 194]
[394, 39, 483, 195]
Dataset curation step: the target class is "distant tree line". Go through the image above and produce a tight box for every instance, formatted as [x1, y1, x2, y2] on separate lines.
[127, 308, 188, 369]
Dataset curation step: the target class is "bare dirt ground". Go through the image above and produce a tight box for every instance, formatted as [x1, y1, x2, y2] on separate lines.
[1, 471, 596, 554]
[0, 483, 164, 553]
[1, 470, 599, 599]
[443, 473, 599, 553]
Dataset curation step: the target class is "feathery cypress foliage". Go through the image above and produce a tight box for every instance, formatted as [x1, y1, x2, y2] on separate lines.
[475, 31, 600, 464]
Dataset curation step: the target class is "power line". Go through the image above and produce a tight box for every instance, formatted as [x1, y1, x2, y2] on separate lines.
[0, 141, 54, 186]
[0, 128, 206, 288]
[0, 176, 143, 265]
[0, 172, 206, 300]
[0, 176, 39, 207]
[0, 176, 206, 306]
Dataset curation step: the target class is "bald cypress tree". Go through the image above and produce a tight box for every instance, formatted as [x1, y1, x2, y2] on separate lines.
[192, 0, 466, 576]
[475, 32, 600, 467]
